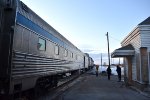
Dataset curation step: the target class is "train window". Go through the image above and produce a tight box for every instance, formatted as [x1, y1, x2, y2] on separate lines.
[38, 38, 46, 51]
[71, 53, 73, 58]
[55, 45, 59, 55]
[64, 50, 68, 57]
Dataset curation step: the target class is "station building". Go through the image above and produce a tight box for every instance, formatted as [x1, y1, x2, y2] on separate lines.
[111, 17, 150, 91]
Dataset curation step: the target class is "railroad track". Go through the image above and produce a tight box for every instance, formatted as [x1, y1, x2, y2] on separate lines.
[12, 73, 83, 100]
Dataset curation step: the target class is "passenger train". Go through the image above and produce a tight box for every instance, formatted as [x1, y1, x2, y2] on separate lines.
[0, 0, 94, 96]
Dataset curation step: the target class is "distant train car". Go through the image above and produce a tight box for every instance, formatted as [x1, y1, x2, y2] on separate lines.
[83, 54, 89, 71]
[84, 53, 94, 70]
[0, 0, 93, 96]
[89, 57, 94, 69]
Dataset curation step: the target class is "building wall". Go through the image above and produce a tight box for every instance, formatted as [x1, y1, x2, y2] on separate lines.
[140, 25, 150, 49]
[122, 25, 150, 87]
[121, 27, 141, 83]
[124, 58, 128, 77]
[147, 52, 150, 85]
[121, 27, 141, 50]
[136, 53, 141, 82]
[140, 47, 149, 83]
[132, 56, 137, 81]
[140, 25, 150, 85]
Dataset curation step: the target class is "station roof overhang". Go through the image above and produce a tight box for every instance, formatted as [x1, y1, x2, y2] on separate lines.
[111, 44, 135, 58]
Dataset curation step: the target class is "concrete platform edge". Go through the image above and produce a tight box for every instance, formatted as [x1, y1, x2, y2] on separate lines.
[129, 86, 150, 98]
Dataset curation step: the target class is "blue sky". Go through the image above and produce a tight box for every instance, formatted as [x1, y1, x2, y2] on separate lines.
[21, 0, 150, 64]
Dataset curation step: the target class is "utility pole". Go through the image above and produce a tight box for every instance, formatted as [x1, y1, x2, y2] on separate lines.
[101, 53, 102, 66]
[106, 32, 111, 68]
[101, 53, 102, 70]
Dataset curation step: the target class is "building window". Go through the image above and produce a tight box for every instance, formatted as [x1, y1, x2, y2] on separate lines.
[64, 49, 68, 57]
[55, 45, 59, 55]
[37, 38, 46, 51]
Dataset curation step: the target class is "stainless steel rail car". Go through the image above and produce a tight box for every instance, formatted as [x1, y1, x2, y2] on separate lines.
[84, 53, 94, 70]
[89, 57, 94, 69]
[0, 0, 93, 95]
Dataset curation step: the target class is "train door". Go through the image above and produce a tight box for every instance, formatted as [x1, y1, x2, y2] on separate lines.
[84, 56, 85, 69]
[0, 3, 8, 77]
[0, 7, 2, 32]
[0, 6, 3, 55]
[84, 56, 89, 71]
[0, 0, 16, 95]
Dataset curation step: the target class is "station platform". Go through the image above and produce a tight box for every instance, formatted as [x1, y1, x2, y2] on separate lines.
[54, 70, 150, 100]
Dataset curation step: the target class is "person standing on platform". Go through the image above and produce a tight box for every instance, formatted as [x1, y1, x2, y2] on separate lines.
[107, 66, 111, 80]
[116, 65, 121, 82]
[95, 65, 99, 77]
